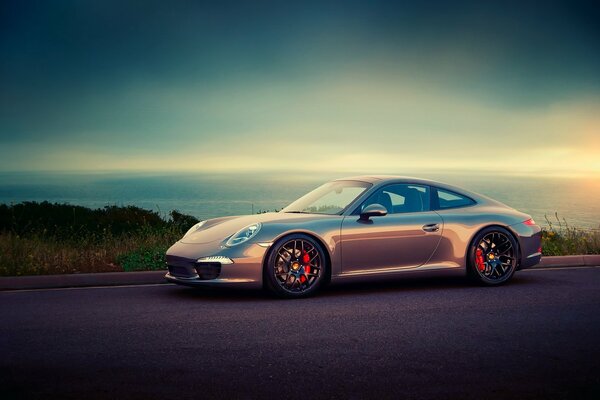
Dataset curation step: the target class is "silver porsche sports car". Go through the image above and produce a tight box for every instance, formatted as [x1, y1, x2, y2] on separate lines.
[165, 176, 542, 298]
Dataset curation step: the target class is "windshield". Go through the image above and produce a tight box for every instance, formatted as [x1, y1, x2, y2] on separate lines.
[282, 180, 371, 215]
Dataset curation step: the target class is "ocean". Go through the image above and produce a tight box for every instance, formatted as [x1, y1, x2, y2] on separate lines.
[0, 171, 599, 230]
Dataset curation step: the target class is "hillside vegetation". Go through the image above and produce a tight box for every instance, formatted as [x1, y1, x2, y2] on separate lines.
[541, 214, 600, 256]
[0, 202, 198, 276]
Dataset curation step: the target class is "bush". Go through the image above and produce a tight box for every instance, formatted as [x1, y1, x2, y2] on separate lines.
[0, 202, 199, 276]
[0, 201, 169, 239]
[541, 213, 600, 256]
[169, 210, 200, 231]
[117, 246, 168, 272]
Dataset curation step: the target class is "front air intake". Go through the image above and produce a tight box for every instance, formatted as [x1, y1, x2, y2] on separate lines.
[194, 262, 221, 280]
[168, 265, 196, 278]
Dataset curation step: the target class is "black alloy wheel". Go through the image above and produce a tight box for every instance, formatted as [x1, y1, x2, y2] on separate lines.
[469, 227, 518, 285]
[264, 234, 327, 298]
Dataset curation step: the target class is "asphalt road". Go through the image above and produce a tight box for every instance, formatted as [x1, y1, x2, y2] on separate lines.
[2, 267, 599, 400]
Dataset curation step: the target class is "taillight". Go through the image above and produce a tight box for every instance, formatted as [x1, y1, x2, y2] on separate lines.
[523, 218, 536, 226]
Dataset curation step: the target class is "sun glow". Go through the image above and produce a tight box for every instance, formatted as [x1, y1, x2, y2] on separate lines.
[1, 69, 599, 177]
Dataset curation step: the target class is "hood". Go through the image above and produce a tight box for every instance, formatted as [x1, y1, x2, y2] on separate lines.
[179, 212, 333, 244]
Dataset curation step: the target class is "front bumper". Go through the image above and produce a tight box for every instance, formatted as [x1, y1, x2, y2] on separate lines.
[165, 272, 260, 288]
[164, 240, 267, 289]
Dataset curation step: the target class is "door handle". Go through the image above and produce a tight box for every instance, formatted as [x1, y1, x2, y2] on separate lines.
[422, 223, 440, 232]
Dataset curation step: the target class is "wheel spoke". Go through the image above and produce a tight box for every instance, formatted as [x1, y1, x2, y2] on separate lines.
[275, 267, 287, 276]
[286, 275, 296, 288]
[281, 247, 293, 259]
[494, 265, 502, 277]
[496, 241, 511, 253]
[498, 249, 512, 257]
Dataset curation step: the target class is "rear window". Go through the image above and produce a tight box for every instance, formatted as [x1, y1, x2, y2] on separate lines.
[435, 188, 475, 210]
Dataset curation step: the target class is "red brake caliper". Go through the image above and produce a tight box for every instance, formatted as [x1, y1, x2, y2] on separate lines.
[300, 251, 311, 282]
[475, 249, 485, 271]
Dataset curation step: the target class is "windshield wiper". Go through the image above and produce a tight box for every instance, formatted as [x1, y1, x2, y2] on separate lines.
[283, 211, 310, 214]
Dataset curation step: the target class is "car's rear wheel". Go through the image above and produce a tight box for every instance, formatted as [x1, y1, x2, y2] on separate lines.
[468, 227, 518, 285]
[264, 234, 327, 298]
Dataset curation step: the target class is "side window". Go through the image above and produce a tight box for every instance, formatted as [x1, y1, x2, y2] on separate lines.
[435, 188, 475, 209]
[360, 184, 430, 214]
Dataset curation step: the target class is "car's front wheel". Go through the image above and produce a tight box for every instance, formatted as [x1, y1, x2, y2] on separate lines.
[264, 234, 327, 298]
[468, 227, 518, 285]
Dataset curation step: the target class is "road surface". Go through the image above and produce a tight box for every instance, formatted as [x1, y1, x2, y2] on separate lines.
[2, 267, 599, 399]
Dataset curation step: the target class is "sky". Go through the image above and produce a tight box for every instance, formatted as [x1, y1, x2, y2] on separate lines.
[1, 0, 599, 176]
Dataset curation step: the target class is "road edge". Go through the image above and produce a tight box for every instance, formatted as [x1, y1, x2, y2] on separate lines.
[2, 255, 600, 291]
[0, 270, 167, 291]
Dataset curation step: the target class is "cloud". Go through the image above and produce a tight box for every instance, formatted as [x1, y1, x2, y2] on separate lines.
[1, 0, 599, 175]
[1, 73, 598, 175]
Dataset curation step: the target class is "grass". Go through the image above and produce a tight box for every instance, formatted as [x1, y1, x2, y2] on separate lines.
[0, 203, 598, 276]
[0, 202, 198, 276]
[541, 213, 600, 256]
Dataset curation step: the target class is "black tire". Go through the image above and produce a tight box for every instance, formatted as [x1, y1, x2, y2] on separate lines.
[264, 233, 328, 298]
[468, 226, 518, 285]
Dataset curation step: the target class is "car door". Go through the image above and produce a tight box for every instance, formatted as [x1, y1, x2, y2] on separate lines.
[340, 183, 443, 274]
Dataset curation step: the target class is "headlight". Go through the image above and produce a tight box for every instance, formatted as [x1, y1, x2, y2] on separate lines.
[225, 223, 262, 247]
[183, 220, 206, 238]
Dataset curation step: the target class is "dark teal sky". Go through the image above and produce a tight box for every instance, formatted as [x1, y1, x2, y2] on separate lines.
[1, 1, 599, 174]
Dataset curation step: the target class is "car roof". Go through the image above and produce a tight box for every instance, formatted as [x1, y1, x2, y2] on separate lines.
[335, 175, 440, 185]
[335, 175, 509, 208]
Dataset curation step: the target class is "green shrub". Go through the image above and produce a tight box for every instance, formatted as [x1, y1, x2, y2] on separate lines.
[0, 202, 198, 276]
[117, 246, 168, 272]
[541, 213, 600, 256]
[0, 201, 169, 239]
[169, 210, 200, 231]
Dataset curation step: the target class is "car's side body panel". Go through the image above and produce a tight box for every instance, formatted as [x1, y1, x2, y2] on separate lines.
[339, 211, 443, 274]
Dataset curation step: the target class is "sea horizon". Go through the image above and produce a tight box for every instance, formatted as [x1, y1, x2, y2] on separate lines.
[1, 170, 599, 230]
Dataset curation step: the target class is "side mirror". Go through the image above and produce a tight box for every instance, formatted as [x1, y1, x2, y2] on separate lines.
[359, 203, 388, 221]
